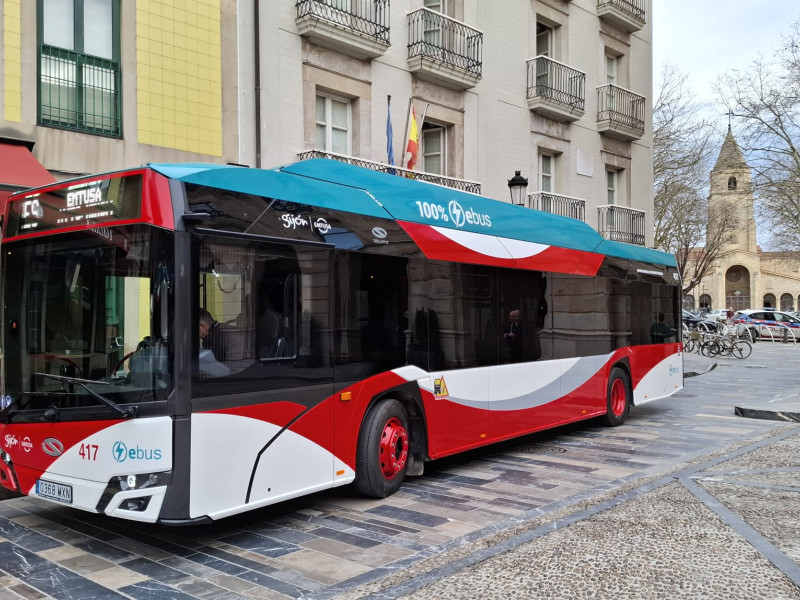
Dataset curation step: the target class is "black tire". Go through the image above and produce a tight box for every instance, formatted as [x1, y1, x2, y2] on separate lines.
[354, 399, 410, 498]
[732, 341, 752, 359]
[603, 367, 631, 427]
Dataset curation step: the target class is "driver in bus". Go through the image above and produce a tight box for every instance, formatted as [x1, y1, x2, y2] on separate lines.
[199, 309, 229, 363]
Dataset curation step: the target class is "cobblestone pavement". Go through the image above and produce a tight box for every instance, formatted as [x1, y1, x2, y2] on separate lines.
[0, 343, 797, 599]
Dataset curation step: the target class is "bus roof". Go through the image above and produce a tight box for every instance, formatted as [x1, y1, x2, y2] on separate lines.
[150, 159, 676, 269]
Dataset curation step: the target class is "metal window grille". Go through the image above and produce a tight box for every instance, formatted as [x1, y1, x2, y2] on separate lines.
[526, 56, 585, 111]
[407, 8, 482, 76]
[297, 149, 481, 194]
[527, 192, 586, 222]
[597, 83, 645, 133]
[295, 0, 390, 43]
[39, 44, 121, 137]
[597, 204, 646, 246]
[597, 0, 646, 23]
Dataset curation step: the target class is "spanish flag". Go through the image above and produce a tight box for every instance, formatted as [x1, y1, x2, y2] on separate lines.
[404, 103, 419, 171]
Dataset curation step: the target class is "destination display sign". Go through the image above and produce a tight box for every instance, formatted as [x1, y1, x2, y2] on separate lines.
[6, 174, 143, 238]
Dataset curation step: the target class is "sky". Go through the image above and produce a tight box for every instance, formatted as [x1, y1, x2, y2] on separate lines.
[652, 0, 800, 126]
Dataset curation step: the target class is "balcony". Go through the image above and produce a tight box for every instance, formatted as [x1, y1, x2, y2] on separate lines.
[597, 205, 646, 246]
[525, 191, 586, 221]
[407, 8, 482, 90]
[295, 0, 390, 60]
[297, 149, 482, 194]
[526, 56, 585, 123]
[596, 84, 645, 141]
[596, 0, 646, 33]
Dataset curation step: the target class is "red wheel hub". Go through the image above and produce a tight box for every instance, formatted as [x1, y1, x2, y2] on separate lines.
[610, 378, 626, 416]
[379, 417, 408, 480]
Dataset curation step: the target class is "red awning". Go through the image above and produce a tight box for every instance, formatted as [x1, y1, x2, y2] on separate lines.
[0, 143, 55, 188]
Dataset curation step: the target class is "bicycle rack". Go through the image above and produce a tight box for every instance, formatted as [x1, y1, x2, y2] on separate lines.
[758, 323, 798, 344]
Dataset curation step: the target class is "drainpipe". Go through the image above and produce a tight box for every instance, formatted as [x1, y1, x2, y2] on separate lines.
[254, 0, 262, 168]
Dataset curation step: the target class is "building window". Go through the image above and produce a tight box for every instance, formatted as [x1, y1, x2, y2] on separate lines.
[536, 23, 552, 58]
[606, 169, 617, 205]
[38, 0, 121, 137]
[421, 125, 445, 175]
[424, 0, 450, 15]
[606, 54, 618, 85]
[540, 154, 554, 193]
[780, 293, 794, 312]
[316, 93, 351, 155]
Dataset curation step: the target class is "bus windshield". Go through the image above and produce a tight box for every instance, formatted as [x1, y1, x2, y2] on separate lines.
[2, 225, 174, 421]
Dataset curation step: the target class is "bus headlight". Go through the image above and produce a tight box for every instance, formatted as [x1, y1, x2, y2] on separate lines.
[96, 471, 171, 512]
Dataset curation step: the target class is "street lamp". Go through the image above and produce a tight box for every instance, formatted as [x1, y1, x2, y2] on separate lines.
[508, 170, 528, 206]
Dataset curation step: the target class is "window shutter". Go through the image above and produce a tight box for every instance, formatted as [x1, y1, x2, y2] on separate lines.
[84, 0, 114, 59]
[43, 0, 75, 49]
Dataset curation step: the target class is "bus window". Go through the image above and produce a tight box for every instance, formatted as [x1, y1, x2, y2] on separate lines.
[333, 252, 408, 376]
[191, 238, 332, 398]
[3, 226, 173, 414]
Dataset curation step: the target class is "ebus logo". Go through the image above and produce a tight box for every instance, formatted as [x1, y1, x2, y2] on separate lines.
[448, 200, 491, 229]
[415, 200, 492, 229]
[112, 441, 163, 462]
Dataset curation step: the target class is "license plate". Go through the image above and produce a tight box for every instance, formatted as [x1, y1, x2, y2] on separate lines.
[36, 479, 73, 504]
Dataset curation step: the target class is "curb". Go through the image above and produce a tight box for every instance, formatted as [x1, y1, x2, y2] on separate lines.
[734, 406, 800, 422]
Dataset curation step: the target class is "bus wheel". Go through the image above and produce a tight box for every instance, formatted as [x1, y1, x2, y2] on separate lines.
[603, 367, 631, 427]
[354, 399, 410, 498]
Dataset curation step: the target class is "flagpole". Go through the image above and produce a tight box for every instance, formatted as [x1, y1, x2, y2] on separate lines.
[387, 95, 394, 165]
[402, 97, 414, 168]
[418, 103, 430, 131]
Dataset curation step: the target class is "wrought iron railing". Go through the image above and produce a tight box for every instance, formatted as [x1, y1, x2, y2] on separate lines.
[297, 149, 482, 194]
[295, 0, 390, 43]
[407, 8, 482, 76]
[597, 0, 646, 23]
[38, 44, 121, 137]
[597, 204, 646, 246]
[596, 84, 645, 133]
[527, 192, 585, 221]
[526, 56, 585, 112]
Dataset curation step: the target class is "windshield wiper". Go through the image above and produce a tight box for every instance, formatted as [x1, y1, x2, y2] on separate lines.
[35, 373, 137, 420]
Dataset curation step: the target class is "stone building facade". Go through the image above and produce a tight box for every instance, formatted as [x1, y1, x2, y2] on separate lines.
[685, 128, 800, 312]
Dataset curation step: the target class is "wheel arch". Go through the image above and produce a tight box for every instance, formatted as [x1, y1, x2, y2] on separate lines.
[608, 356, 633, 405]
[358, 381, 429, 462]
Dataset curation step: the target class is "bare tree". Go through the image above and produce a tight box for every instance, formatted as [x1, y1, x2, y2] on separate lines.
[653, 64, 731, 295]
[714, 20, 800, 250]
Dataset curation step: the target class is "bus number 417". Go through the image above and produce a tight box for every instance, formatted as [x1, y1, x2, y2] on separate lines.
[78, 444, 98, 461]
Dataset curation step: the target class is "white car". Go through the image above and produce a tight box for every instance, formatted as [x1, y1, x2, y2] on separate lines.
[705, 309, 730, 322]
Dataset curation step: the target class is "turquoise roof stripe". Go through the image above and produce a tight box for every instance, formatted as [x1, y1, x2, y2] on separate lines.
[148, 159, 677, 269]
[595, 239, 678, 267]
[279, 159, 604, 253]
[280, 159, 677, 268]
[147, 162, 393, 219]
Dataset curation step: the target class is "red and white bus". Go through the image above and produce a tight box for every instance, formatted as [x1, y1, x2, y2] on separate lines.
[0, 159, 682, 524]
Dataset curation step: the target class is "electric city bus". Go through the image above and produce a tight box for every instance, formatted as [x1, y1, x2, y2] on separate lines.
[0, 158, 683, 524]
